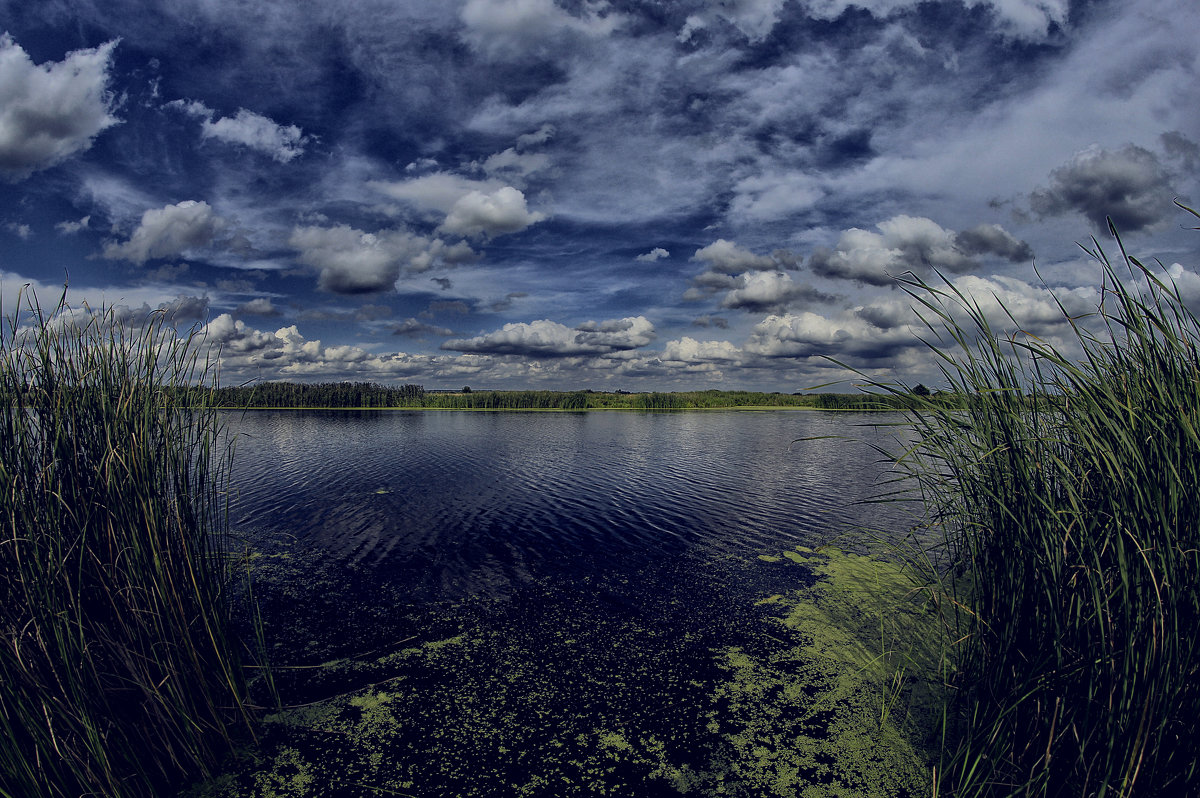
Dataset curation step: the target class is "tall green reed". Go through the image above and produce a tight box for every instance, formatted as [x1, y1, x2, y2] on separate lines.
[889, 206, 1200, 796]
[0, 292, 256, 797]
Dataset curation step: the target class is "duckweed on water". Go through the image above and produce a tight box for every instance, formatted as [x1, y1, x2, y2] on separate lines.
[186, 545, 944, 796]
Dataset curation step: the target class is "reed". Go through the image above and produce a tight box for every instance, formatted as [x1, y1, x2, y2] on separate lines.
[0, 292, 255, 797]
[891, 207, 1200, 796]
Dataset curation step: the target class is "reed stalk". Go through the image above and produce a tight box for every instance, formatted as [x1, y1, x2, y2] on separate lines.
[0, 291, 255, 797]
[890, 205, 1200, 796]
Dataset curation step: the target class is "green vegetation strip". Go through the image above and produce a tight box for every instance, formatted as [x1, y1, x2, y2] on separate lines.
[204, 384, 951, 412]
[186, 546, 945, 797]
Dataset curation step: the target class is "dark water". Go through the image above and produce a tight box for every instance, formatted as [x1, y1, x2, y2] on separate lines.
[211, 409, 936, 795]
[224, 409, 918, 606]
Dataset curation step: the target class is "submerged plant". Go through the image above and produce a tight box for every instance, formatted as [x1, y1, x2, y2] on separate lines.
[891, 205, 1200, 796]
[0, 292, 256, 797]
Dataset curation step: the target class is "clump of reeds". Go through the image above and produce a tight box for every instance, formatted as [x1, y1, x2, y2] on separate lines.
[0, 292, 255, 797]
[893, 206, 1200, 796]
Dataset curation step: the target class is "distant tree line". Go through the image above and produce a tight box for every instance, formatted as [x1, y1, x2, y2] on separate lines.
[208, 381, 425, 408]
[197, 382, 964, 411]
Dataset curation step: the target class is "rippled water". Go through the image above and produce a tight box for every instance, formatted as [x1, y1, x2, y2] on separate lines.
[223, 409, 919, 605]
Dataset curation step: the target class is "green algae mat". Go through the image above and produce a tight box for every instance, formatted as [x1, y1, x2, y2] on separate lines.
[187, 546, 946, 797]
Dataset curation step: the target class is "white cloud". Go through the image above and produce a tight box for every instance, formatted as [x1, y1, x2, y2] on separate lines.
[746, 310, 918, 362]
[798, 0, 1069, 41]
[460, 0, 623, 59]
[170, 100, 309, 162]
[692, 239, 780, 274]
[103, 200, 224, 264]
[660, 336, 742, 364]
[288, 224, 422, 294]
[56, 215, 90, 234]
[439, 186, 547, 238]
[721, 270, 829, 313]
[235, 297, 281, 317]
[729, 171, 825, 222]
[444, 315, 654, 356]
[0, 34, 120, 180]
[370, 172, 504, 213]
[636, 247, 669, 262]
[810, 215, 1031, 286]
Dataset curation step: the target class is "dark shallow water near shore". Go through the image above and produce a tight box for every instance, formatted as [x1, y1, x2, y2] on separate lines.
[198, 409, 936, 796]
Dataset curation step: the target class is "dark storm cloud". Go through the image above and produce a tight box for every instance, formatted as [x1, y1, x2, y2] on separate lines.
[1161, 131, 1199, 172]
[1029, 145, 1174, 233]
[955, 224, 1035, 263]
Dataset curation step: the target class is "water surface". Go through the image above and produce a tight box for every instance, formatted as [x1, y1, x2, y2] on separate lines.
[225, 409, 918, 606]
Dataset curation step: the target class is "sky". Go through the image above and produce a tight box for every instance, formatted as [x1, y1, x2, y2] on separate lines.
[0, 0, 1197, 391]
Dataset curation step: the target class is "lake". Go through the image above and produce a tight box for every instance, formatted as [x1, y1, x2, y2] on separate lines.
[208, 409, 939, 796]
[224, 408, 918, 607]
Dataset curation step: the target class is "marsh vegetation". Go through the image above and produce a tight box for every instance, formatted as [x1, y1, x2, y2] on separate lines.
[887, 208, 1200, 796]
[0, 296, 257, 798]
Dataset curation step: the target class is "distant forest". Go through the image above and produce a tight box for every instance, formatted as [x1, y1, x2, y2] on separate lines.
[202, 382, 955, 411]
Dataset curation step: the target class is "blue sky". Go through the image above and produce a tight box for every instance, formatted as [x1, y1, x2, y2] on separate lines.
[1, 0, 1197, 390]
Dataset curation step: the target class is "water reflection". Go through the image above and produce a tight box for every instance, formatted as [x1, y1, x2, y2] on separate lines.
[223, 409, 919, 604]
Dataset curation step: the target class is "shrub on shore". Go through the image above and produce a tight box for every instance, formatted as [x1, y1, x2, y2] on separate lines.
[0, 294, 256, 797]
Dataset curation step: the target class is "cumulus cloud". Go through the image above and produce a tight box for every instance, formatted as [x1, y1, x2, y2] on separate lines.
[660, 336, 742, 364]
[689, 239, 805, 298]
[407, 239, 480, 273]
[103, 200, 224, 264]
[443, 315, 654, 357]
[810, 215, 1032, 286]
[693, 239, 783, 274]
[855, 273, 1099, 343]
[235, 298, 281, 317]
[53, 293, 211, 329]
[745, 310, 918, 362]
[372, 173, 546, 237]
[439, 186, 547, 238]
[636, 247, 669, 262]
[1029, 145, 1174, 233]
[0, 34, 120, 180]
[721, 271, 837, 313]
[288, 224, 422, 294]
[955, 223, 1035, 262]
[169, 100, 309, 162]
[6, 222, 31, 239]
